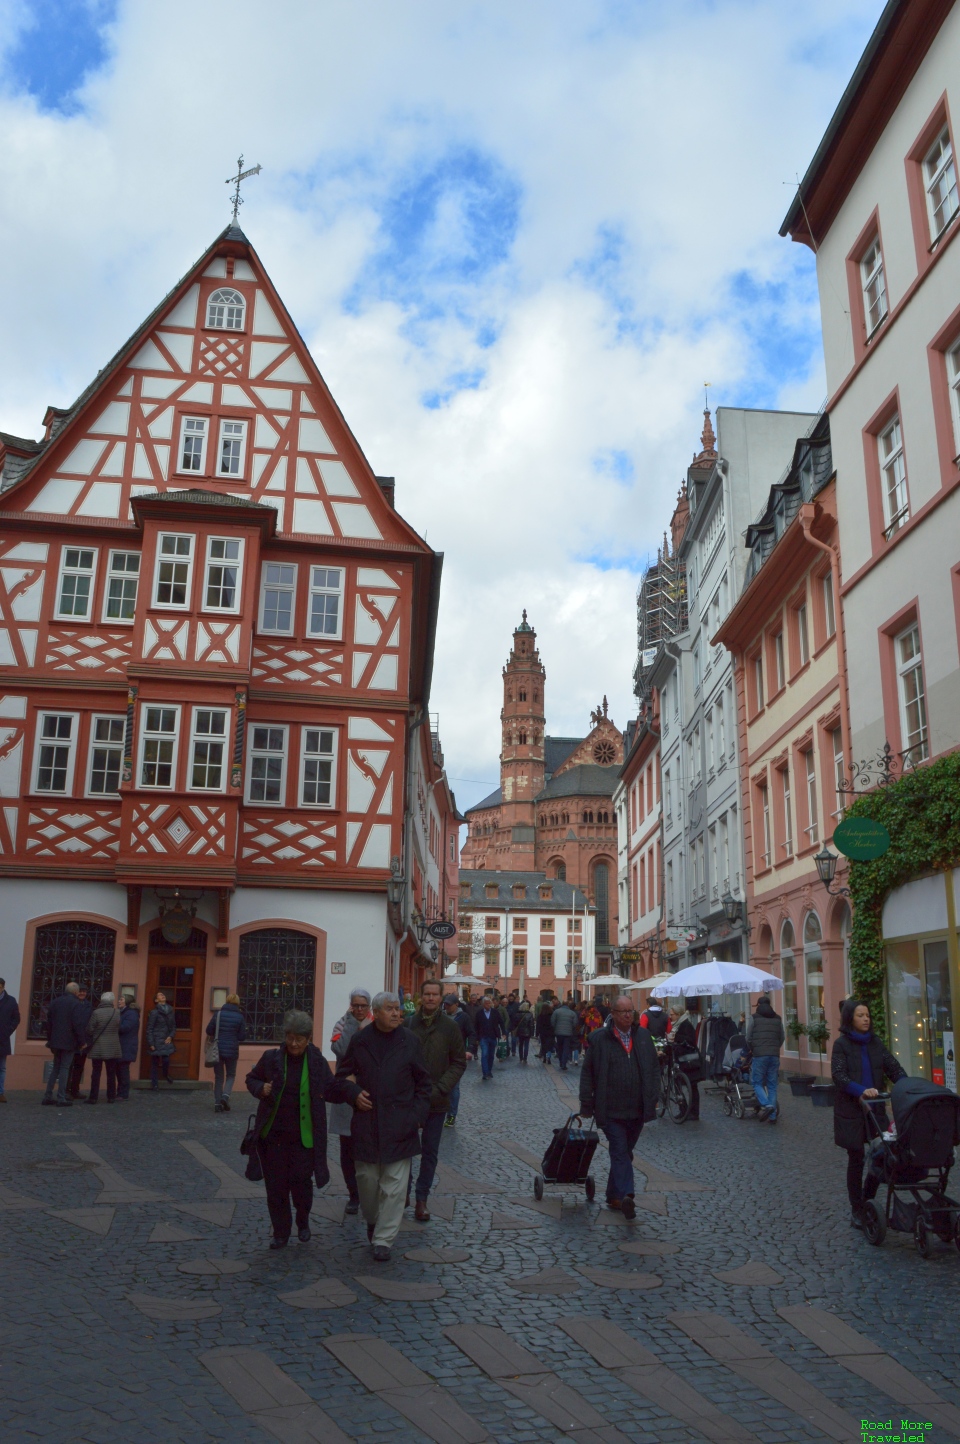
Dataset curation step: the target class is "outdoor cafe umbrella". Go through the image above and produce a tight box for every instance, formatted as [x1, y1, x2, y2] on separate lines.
[441, 972, 490, 986]
[629, 971, 675, 991]
[583, 974, 632, 987]
[649, 960, 783, 997]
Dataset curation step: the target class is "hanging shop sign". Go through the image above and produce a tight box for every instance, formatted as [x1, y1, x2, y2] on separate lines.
[832, 817, 891, 861]
[428, 920, 457, 940]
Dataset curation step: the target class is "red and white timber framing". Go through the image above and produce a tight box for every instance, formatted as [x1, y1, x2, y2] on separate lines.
[0, 224, 441, 1084]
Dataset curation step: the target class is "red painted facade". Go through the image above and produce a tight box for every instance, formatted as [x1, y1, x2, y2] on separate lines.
[0, 224, 440, 1084]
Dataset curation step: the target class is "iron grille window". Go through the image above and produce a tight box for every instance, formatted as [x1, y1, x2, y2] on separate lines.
[28, 921, 116, 1038]
[237, 928, 317, 1043]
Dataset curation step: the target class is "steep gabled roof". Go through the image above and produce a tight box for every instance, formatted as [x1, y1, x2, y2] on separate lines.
[535, 764, 619, 801]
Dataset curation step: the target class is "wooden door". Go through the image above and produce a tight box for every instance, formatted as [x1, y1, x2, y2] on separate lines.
[141, 927, 208, 1079]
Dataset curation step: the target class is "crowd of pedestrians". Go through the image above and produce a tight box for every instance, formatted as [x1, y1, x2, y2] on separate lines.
[11, 970, 913, 1250]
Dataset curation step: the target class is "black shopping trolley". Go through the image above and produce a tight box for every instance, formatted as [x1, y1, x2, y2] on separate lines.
[533, 1112, 599, 1202]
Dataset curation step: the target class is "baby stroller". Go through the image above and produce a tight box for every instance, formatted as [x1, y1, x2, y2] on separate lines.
[719, 1033, 759, 1120]
[861, 1076, 960, 1257]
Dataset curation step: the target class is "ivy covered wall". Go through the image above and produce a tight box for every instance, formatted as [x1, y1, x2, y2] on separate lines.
[846, 752, 960, 1037]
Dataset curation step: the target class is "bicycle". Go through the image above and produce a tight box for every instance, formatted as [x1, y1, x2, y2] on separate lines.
[656, 1041, 692, 1124]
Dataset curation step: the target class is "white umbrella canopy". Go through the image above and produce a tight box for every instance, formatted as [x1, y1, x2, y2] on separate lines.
[629, 972, 675, 991]
[650, 961, 783, 998]
[440, 972, 489, 986]
[583, 974, 632, 987]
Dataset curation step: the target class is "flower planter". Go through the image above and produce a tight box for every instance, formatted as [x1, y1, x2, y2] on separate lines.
[810, 1082, 835, 1107]
[788, 1075, 815, 1097]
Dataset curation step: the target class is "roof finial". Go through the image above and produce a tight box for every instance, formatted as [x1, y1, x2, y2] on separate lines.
[225, 154, 262, 224]
[516, 609, 533, 633]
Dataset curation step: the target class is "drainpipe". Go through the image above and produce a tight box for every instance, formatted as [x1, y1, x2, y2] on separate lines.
[798, 504, 853, 801]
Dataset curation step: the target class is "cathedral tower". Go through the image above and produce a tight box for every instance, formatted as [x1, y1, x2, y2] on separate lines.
[499, 612, 546, 868]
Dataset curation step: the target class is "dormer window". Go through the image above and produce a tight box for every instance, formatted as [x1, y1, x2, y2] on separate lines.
[206, 288, 245, 330]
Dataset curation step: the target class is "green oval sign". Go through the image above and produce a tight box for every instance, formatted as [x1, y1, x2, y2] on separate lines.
[832, 817, 891, 861]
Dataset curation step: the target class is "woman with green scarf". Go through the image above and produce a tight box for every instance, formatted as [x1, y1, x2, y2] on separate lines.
[246, 1009, 371, 1249]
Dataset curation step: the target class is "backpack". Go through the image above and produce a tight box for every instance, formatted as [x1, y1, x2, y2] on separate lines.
[642, 1008, 668, 1039]
[516, 1011, 535, 1038]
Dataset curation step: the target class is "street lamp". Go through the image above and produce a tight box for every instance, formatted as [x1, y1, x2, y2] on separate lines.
[814, 845, 851, 898]
[721, 892, 740, 925]
[386, 856, 404, 906]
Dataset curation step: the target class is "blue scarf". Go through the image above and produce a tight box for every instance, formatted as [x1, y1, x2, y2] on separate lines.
[845, 1029, 874, 1095]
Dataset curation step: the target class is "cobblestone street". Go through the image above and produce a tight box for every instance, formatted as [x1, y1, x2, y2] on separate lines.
[2, 1056, 960, 1444]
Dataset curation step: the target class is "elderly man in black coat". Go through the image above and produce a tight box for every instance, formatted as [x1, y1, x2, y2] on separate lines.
[0, 977, 20, 1101]
[42, 983, 87, 1107]
[337, 990, 432, 1262]
[579, 994, 660, 1219]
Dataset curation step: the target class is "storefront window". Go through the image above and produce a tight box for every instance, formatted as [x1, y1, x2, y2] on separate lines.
[803, 912, 824, 1028]
[886, 939, 929, 1078]
[923, 939, 956, 1090]
[781, 920, 798, 1048]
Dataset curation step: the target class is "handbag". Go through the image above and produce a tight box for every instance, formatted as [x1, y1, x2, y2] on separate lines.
[240, 1113, 263, 1181]
[677, 1048, 703, 1081]
[496, 1037, 509, 1061]
[204, 1006, 221, 1067]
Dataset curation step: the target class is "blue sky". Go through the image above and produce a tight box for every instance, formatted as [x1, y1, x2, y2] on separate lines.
[0, 0, 885, 807]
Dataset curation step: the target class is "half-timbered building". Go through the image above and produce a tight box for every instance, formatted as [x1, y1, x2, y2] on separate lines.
[0, 224, 440, 1085]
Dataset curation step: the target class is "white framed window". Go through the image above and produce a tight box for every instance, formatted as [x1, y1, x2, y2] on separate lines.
[217, 419, 248, 478]
[247, 724, 287, 804]
[206, 287, 245, 330]
[154, 533, 194, 608]
[709, 824, 718, 899]
[895, 623, 929, 764]
[878, 415, 909, 539]
[774, 630, 785, 692]
[664, 767, 672, 820]
[693, 642, 701, 691]
[924, 125, 959, 241]
[753, 653, 764, 711]
[204, 536, 243, 612]
[33, 713, 78, 794]
[759, 781, 771, 868]
[823, 572, 836, 639]
[258, 563, 297, 635]
[87, 716, 124, 796]
[803, 748, 819, 845]
[308, 567, 343, 639]
[706, 709, 715, 773]
[178, 416, 208, 474]
[190, 708, 228, 791]
[797, 603, 810, 666]
[781, 767, 793, 857]
[300, 726, 337, 807]
[55, 547, 97, 620]
[103, 550, 140, 623]
[139, 705, 180, 788]
[948, 339, 960, 457]
[831, 727, 845, 822]
[860, 236, 887, 335]
[716, 696, 726, 763]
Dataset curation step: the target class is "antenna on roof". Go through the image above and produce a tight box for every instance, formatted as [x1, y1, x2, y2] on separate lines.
[225, 154, 262, 223]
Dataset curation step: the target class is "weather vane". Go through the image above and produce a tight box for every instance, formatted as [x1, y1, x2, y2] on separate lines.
[225, 154, 262, 223]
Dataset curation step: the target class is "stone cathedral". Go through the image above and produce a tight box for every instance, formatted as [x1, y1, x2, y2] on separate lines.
[459, 615, 623, 949]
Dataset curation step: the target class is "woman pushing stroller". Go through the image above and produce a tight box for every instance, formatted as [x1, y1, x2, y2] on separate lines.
[831, 998, 905, 1229]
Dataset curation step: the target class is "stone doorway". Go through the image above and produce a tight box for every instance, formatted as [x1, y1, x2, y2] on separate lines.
[141, 927, 208, 1080]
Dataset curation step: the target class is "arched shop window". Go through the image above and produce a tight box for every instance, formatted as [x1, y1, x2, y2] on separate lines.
[237, 928, 317, 1043]
[28, 921, 116, 1038]
[803, 911, 824, 1027]
[780, 920, 797, 1043]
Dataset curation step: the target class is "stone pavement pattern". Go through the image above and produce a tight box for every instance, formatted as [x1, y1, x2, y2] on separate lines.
[1, 1054, 960, 1443]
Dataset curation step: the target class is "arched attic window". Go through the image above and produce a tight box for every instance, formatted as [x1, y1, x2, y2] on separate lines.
[206, 288, 245, 330]
[519, 689, 527, 701]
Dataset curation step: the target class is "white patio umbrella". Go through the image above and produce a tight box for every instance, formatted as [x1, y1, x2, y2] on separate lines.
[650, 960, 783, 997]
[629, 972, 675, 991]
[583, 974, 632, 987]
[441, 972, 489, 986]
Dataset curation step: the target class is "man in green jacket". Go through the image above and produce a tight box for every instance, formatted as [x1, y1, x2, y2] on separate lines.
[406, 978, 466, 1220]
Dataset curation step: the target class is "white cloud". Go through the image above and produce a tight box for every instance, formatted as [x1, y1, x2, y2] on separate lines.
[0, 0, 883, 809]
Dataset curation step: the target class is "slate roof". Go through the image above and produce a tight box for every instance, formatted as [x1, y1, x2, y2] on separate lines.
[469, 787, 502, 813]
[459, 870, 593, 912]
[535, 764, 619, 801]
[544, 737, 580, 775]
[149, 488, 274, 509]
